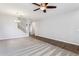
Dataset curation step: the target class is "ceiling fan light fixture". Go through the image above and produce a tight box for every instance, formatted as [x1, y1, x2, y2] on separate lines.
[40, 6, 46, 10]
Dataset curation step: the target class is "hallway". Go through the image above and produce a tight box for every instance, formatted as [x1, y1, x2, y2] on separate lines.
[0, 37, 78, 56]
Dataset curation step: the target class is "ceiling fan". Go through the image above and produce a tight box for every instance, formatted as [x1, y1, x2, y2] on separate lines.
[32, 3, 56, 13]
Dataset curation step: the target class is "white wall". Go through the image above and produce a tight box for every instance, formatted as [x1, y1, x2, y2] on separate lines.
[0, 14, 26, 40]
[35, 10, 79, 45]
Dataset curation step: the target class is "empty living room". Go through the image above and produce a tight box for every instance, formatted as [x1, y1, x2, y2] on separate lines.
[0, 2, 79, 57]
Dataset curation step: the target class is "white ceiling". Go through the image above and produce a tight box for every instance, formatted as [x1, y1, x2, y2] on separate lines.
[0, 3, 79, 20]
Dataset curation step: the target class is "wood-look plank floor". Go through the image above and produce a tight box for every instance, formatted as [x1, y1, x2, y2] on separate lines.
[0, 37, 78, 56]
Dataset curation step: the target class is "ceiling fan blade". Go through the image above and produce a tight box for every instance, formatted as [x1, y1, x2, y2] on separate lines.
[47, 6, 56, 9]
[43, 10, 46, 13]
[45, 3, 48, 6]
[33, 8, 40, 11]
[32, 3, 40, 6]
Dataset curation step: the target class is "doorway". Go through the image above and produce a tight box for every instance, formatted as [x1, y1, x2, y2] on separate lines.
[29, 22, 36, 36]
